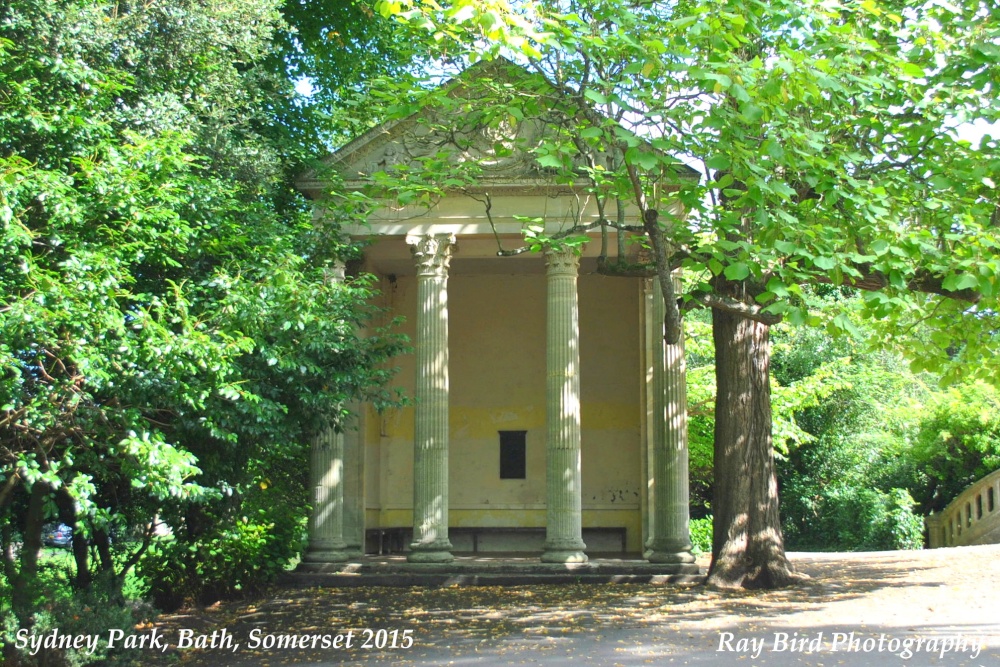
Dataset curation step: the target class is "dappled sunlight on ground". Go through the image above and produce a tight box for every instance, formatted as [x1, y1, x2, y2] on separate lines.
[146, 545, 1000, 666]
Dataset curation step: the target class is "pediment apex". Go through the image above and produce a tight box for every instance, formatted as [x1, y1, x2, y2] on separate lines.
[297, 58, 698, 199]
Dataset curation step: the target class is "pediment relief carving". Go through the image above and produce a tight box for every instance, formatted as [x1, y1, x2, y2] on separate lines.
[298, 59, 697, 201]
[335, 113, 560, 185]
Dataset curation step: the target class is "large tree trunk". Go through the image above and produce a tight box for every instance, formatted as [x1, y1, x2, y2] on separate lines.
[706, 308, 803, 589]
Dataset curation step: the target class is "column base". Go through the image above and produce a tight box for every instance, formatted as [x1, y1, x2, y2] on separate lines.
[407, 549, 454, 563]
[645, 549, 696, 564]
[541, 549, 589, 563]
[644, 540, 695, 564]
[543, 536, 588, 563]
[301, 547, 350, 564]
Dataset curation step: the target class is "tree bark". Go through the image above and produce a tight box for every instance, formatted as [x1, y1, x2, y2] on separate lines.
[706, 307, 804, 589]
[55, 484, 92, 591]
[8, 481, 47, 651]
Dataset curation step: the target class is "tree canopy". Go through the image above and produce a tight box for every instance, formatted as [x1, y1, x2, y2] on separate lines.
[373, 0, 1000, 587]
[0, 0, 406, 645]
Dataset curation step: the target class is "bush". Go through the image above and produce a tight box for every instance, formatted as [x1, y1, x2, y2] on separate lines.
[882, 488, 925, 550]
[909, 381, 1000, 513]
[1, 558, 153, 667]
[782, 485, 923, 551]
[138, 507, 306, 610]
[689, 516, 713, 556]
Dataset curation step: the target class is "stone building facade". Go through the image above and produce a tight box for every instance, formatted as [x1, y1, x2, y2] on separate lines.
[296, 70, 697, 567]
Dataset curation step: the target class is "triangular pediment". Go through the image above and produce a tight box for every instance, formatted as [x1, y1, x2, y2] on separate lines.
[297, 59, 697, 199]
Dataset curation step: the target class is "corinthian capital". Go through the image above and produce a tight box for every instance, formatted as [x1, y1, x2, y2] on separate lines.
[407, 233, 456, 277]
[544, 245, 582, 276]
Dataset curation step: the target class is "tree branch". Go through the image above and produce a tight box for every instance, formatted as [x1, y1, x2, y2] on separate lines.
[686, 292, 783, 325]
[493, 219, 645, 257]
[643, 209, 683, 343]
[595, 257, 656, 278]
[814, 267, 981, 303]
[0, 471, 20, 510]
[119, 520, 158, 577]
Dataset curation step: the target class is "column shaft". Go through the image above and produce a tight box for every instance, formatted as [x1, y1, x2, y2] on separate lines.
[303, 428, 349, 562]
[542, 248, 588, 563]
[342, 401, 365, 557]
[646, 277, 694, 563]
[303, 264, 350, 564]
[407, 234, 455, 563]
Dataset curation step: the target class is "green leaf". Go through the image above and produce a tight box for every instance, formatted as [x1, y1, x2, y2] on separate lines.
[741, 103, 764, 122]
[729, 83, 751, 102]
[705, 154, 731, 171]
[756, 291, 776, 304]
[767, 276, 788, 298]
[627, 149, 660, 170]
[724, 262, 750, 281]
[787, 307, 808, 326]
[536, 154, 565, 168]
[941, 273, 979, 292]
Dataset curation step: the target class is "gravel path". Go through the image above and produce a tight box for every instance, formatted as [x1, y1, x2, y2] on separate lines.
[144, 544, 1000, 666]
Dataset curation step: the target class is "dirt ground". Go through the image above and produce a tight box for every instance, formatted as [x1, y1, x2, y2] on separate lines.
[141, 544, 1000, 666]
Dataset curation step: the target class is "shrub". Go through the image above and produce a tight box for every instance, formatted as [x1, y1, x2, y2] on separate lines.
[1, 558, 153, 667]
[882, 488, 925, 550]
[909, 381, 1000, 513]
[138, 507, 306, 610]
[782, 485, 923, 551]
[689, 516, 713, 556]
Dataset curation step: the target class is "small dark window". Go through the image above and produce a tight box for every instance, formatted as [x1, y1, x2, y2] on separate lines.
[499, 431, 527, 479]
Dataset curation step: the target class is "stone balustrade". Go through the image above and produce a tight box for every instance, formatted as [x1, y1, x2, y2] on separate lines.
[926, 468, 1000, 548]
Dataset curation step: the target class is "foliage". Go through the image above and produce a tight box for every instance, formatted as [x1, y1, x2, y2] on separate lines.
[689, 292, 980, 551]
[1, 554, 153, 667]
[685, 311, 715, 516]
[271, 0, 416, 147]
[0, 0, 407, 643]
[766, 303, 926, 550]
[377, 0, 999, 352]
[138, 437, 310, 609]
[139, 512, 305, 611]
[908, 381, 1000, 514]
[766, 301, 1000, 550]
[782, 484, 924, 552]
[374, 0, 999, 587]
[689, 516, 713, 556]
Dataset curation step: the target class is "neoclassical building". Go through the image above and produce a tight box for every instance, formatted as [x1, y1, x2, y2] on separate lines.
[296, 67, 697, 568]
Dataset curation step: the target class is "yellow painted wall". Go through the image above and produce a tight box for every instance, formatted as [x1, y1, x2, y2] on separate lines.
[579, 274, 643, 516]
[365, 248, 645, 552]
[450, 273, 547, 510]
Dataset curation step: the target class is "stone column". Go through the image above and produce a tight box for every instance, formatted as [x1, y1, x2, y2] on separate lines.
[342, 402, 365, 557]
[646, 277, 695, 564]
[406, 233, 455, 563]
[542, 247, 588, 563]
[302, 263, 350, 565]
[302, 427, 350, 563]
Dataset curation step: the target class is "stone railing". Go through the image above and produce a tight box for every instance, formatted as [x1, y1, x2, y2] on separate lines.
[926, 468, 1000, 548]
